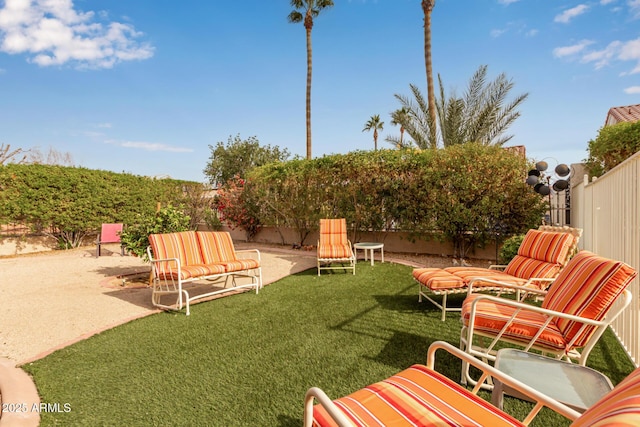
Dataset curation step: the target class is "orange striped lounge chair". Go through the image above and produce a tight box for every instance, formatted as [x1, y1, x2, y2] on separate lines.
[317, 219, 356, 276]
[147, 231, 261, 315]
[413, 226, 582, 321]
[304, 340, 640, 427]
[460, 250, 637, 388]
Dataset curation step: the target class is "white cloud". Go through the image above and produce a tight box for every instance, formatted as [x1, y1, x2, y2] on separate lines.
[0, 0, 154, 69]
[630, 0, 640, 18]
[600, 0, 616, 4]
[581, 40, 622, 68]
[106, 140, 194, 153]
[498, 0, 520, 5]
[491, 28, 507, 38]
[553, 40, 594, 58]
[624, 86, 640, 94]
[554, 4, 590, 23]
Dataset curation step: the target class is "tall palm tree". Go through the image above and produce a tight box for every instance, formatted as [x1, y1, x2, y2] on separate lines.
[421, 0, 437, 147]
[386, 107, 411, 149]
[363, 115, 384, 150]
[288, 0, 334, 160]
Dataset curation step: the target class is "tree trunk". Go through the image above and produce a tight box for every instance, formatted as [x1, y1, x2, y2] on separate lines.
[423, 1, 437, 148]
[305, 21, 313, 160]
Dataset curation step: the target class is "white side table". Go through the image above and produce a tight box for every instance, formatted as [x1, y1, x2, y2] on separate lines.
[492, 348, 613, 413]
[353, 242, 384, 266]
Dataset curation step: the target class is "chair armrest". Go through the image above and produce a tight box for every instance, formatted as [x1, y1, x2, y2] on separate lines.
[235, 249, 261, 262]
[488, 264, 508, 271]
[304, 387, 355, 427]
[466, 277, 552, 297]
[466, 294, 605, 327]
[426, 341, 581, 424]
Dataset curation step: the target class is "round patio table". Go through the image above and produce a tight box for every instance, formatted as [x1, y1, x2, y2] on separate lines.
[353, 242, 384, 266]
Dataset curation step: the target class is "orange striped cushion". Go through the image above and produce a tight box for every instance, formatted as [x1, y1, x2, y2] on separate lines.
[149, 231, 203, 270]
[319, 219, 348, 246]
[318, 243, 353, 259]
[220, 259, 260, 273]
[196, 231, 238, 263]
[313, 364, 523, 427]
[413, 268, 466, 290]
[461, 294, 568, 352]
[157, 264, 225, 280]
[571, 367, 640, 427]
[515, 229, 574, 264]
[542, 251, 637, 348]
[502, 256, 562, 280]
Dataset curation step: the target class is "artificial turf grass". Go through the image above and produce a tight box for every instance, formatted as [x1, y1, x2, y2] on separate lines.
[22, 261, 636, 427]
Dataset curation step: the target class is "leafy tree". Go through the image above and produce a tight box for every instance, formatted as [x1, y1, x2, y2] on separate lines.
[203, 134, 290, 186]
[394, 65, 528, 148]
[287, 0, 334, 159]
[215, 176, 262, 241]
[584, 120, 640, 178]
[422, 0, 437, 145]
[362, 114, 384, 150]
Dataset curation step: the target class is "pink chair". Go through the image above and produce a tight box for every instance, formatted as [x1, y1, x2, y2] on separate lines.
[95, 223, 125, 257]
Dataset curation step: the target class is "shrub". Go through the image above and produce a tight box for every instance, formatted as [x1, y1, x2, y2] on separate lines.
[498, 234, 524, 264]
[119, 205, 191, 260]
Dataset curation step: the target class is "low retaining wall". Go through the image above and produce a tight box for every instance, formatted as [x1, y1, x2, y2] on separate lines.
[221, 226, 499, 261]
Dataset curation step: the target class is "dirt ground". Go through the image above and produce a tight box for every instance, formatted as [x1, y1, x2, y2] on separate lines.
[0, 242, 490, 365]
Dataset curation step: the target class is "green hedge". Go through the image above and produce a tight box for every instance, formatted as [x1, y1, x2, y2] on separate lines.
[242, 144, 546, 256]
[0, 164, 196, 248]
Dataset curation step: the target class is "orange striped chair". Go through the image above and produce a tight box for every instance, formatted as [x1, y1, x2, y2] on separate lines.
[414, 226, 582, 321]
[147, 231, 260, 315]
[304, 341, 640, 426]
[460, 250, 637, 388]
[317, 219, 356, 276]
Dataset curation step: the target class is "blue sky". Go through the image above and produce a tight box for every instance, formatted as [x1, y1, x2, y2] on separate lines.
[0, 0, 639, 183]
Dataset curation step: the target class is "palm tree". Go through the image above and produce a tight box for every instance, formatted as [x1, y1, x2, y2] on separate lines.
[288, 0, 334, 160]
[385, 107, 411, 149]
[363, 115, 384, 150]
[421, 0, 437, 146]
[394, 65, 528, 148]
[438, 65, 529, 147]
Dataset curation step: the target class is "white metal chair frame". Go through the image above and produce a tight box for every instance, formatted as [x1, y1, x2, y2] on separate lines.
[459, 279, 633, 388]
[304, 341, 581, 427]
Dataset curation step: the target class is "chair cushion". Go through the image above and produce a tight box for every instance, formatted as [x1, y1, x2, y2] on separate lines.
[319, 219, 348, 246]
[196, 231, 238, 264]
[149, 231, 203, 270]
[312, 364, 524, 427]
[515, 229, 575, 264]
[542, 251, 637, 348]
[571, 367, 640, 427]
[318, 243, 353, 259]
[157, 264, 225, 280]
[413, 268, 466, 290]
[219, 259, 260, 273]
[461, 294, 568, 352]
[500, 229, 574, 280]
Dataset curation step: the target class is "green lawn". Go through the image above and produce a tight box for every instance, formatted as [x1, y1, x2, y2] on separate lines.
[23, 262, 636, 426]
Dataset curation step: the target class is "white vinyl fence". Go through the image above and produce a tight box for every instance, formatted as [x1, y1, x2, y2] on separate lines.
[571, 152, 640, 367]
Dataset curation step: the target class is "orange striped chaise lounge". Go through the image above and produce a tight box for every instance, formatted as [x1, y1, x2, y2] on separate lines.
[413, 226, 582, 321]
[317, 218, 356, 276]
[304, 341, 640, 427]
